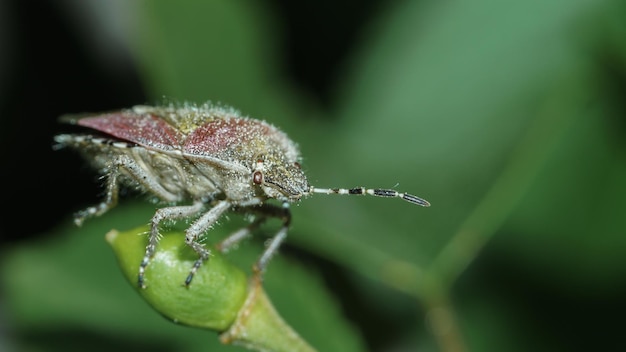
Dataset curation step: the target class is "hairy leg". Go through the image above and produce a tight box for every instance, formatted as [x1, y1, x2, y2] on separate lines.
[138, 200, 205, 288]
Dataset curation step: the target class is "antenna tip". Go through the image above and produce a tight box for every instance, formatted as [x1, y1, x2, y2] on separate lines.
[402, 193, 431, 207]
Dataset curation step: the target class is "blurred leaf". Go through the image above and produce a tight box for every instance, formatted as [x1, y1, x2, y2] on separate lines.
[132, 0, 313, 134]
[290, 0, 618, 292]
[504, 96, 626, 290]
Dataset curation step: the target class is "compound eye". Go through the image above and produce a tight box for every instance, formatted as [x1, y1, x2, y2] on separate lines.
[252, 170, 263, 185]
[293, 161, 301, 169]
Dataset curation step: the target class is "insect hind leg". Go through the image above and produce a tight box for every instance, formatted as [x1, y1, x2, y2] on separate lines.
[74, 154, 180, 226]
[216, 217, 266, 253]
[74, 162, 121, 226]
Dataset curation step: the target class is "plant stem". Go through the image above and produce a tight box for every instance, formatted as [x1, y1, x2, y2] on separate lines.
[428, 78, 586, 290]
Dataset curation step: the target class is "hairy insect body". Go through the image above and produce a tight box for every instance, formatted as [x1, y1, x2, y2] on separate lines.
[55, 102, 429, 288]
[60, 106, 307, 203]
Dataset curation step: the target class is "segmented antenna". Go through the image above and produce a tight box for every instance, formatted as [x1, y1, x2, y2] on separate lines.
[310, 187, 430, 207]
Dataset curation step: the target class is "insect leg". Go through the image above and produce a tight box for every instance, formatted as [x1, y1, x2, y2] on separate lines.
[184, 200, 232, 286]
[256, 225, 288, 276]
[215, 217, 266, 253]
[233, 202, 292, 279]
[74, 154, 181, 226]
[138, 200, 204, 288]
[73, 164, 120, 226]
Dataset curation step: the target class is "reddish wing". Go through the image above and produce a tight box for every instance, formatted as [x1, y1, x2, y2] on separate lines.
[77, 112, 184, 151]
[183, 118, 271, 156]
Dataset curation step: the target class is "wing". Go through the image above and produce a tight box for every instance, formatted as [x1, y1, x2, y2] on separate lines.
[67, 111, 185, 152]
[183, 117, 272, 157]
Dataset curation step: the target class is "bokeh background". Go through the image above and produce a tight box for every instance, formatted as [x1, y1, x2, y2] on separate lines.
[1, 0, 626, 351]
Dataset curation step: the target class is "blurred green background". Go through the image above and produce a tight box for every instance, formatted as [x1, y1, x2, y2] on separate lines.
[1, 0, 626, 351]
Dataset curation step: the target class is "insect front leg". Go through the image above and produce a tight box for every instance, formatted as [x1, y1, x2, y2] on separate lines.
[138, 200, 205, 289]
[184, 200, 232, 286]
[74, 154, 180, 226]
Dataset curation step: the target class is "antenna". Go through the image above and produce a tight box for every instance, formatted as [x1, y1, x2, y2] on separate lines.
[310, 187, 430, 207]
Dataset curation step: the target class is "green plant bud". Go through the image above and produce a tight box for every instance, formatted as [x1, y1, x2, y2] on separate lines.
[106, 226, 316, 352]
[105, 226, 248, 329]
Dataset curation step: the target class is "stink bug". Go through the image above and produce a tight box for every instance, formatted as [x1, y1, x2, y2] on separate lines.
[54, 103, 429, 288]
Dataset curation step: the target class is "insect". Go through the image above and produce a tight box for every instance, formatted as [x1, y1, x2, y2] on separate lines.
[54, 103, 430, 288]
